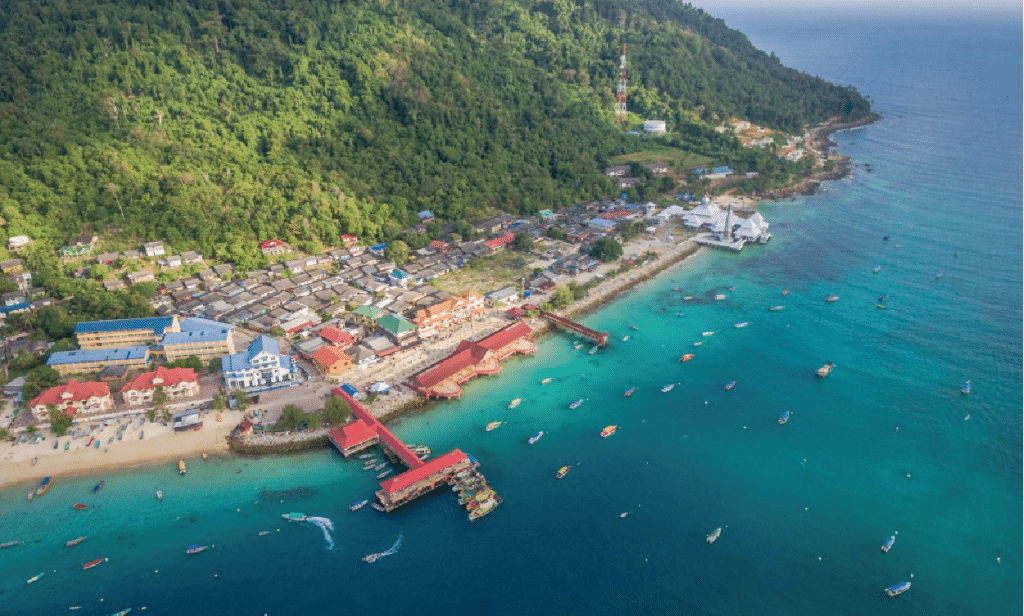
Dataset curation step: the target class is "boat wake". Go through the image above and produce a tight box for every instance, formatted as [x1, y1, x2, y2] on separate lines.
[382, 533, 403, 556]
[306, 516, 336, 550]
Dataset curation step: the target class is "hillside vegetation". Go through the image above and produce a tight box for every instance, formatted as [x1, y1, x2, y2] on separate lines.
[0, 0, 871, 268]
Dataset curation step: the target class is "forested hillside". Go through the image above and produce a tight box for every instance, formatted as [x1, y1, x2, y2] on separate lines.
[0, 0, 871, 266]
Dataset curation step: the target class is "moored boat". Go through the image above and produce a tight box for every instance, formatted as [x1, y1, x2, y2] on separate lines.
[816, 362, 834, 377]
[588, 346, 598, 355]
[661, 383, 675, 393]
[281, 512, 307, 522]
[185, 544, 208, 554]
[569, 399, 583, 409]
[714, 294, 727, 300]
[528, 431, 544, 445]
[779, 410, 790, 425]
[72, 503, 88, 510]
[27, 572, 44, 584]
[885, 581, 911, 597]
[600, 425, 618, 438]
[508, 398, 521, 409]
[350, 499, 369, 511]
[36, 477, 53, 496]
[65, 536, 87, 547]
[724, 381, 736, 391]
[371, 503, 385, 512]
[702, 331, 715, 337]
[82, 558, 108, 570]
[624, 386, 636, 397]
[155, 490, 163, 501]
[622, 335, 630, 342]
[541, 377, 554, 384]
[825, 295, 840, 302]
[782, 289, 790, 296]
[961, 380, 971, 395]
[178, 460, 186, 475]
[556, 465, 571, 479]
[108, 609, 132, 616]
[769, 305, 784, 311]
[734, 322, 749, 328]
[91, 481, 105, 493]
[881, 535, 895, 553]
[376, 469, 393, 479]
[877, 304, 888, 310]
[373, 463, 388, 471]
[707, 527, 722, 544]
[680, 353, 694, 362]
[485, 421, 502, 432]
[693, 341, 703, 347]
[358, 453, 375, 459]
[468, 499, 496, 521]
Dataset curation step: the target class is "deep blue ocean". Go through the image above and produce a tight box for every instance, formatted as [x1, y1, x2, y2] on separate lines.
[1, 11, 1021, 616]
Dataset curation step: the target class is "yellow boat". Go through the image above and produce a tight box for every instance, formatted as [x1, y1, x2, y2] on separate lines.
[485, 421, 502, 432]
[600, 425, 618, 438]
[178, 460, 186, 475]
[556, 466, 571, 479]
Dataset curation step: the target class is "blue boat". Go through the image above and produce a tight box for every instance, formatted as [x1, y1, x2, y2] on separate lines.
[778, 410, 790, 425]
[350, 499, 368, 511]
[91, 481, 105, 493]
[885, 581, 911, 597]
[961, 380, 971, 395]
[881, 535, 895, 552]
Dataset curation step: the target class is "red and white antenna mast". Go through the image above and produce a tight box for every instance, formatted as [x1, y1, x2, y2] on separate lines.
[615, 43, 628, 125]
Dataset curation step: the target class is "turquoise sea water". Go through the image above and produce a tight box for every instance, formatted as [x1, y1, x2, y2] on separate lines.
[1, 13, 1021, 616]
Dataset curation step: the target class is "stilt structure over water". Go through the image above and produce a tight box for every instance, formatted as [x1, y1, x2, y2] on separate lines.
[540, 312, 609, 346]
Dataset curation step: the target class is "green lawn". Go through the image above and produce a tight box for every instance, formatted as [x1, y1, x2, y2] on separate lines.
[609, 146, 714, 172]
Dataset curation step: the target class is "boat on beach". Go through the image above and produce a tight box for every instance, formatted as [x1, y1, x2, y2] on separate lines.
[600, 425, 618, 438]
[779, 410, 790, 425]
[485, 421, 502, 432]
[816, 362, 834, 377]
[541, 377, 554, 384]
[65, 536, 87, 547]
[881, 535, 895, 553]
[680, 353, 694, 362]
[724, 381, 736, 391]
[707, 527, 722, 544]
[178, 460, 186, 475]
[36, 477, 53, 496]
[350, 499, 369, 511]
[508, 398, 521, 409]
[885, 582, 911, 597]
[556, 465, 571, 479]
[91, 481, 105, 493]
[72, 503, 88, 510]
[661, 384, 675, 393]
[81, 558, 108, 570]
[282, 512, 307, 522]
[569, 399, 583, 409]
[185, 545, 208, 554]
[961, 380, 971, 395]
[624, 386, 636, 397]
[528, 431, 544, 445]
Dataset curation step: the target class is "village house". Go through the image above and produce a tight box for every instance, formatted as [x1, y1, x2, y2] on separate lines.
[411, 291, 485, 339]
[7, 235, 31, 252]
[310, 346, 353, 382]
[120, 366, 200, 406]
[29, 380, 113, 422]
[259, 239, 290, 256]
[143, 241, 166, 257]
[485, 287, 519, 306]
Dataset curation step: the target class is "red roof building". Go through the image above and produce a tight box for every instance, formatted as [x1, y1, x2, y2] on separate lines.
[484, 232, 515, 251]
[380, 449, 468, 495]
[29, 380, 112, 422]
[259, 239, 289, 256]
[340, 234, 359, 247]
[328, 420, 379, 456]
[318, 327, 354, 347]
[121, 366, 199, 406]
[310, 346, 353, 381]
[409, 322, 535, 398]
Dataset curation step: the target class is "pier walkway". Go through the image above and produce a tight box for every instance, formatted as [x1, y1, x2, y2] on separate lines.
[540, 312, 609, 346]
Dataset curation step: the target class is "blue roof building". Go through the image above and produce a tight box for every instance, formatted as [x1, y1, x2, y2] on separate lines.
[74, 316, 180, 350]
[587, 218, 617, 230]
[417, 210, 435, 220]
[221, 335, 296, 392]
[74, 317, 178, 335]
[47, 346, 151, 376]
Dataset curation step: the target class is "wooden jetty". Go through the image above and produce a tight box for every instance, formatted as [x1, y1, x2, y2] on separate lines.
[540, 312, 609, 346]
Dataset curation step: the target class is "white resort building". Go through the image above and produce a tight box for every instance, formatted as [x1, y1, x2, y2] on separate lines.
[221, 335, 297, 392]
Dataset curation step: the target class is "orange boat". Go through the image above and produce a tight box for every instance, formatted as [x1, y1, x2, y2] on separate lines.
[556, 465, 571, 479]
[82, 558, 107, 570]
[72, 503, 87, 510]
[680, 354, 694, 362]
[600, 425, 618, 438]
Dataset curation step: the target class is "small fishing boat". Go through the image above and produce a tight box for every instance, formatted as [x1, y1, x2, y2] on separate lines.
[624, 386, 636, 397]
[156, 490, 163, 501]
[374, 463, 388, 471]
[877, 304, 888, 310]
[680, 353, 694, 362]
[1, 540, 23, 548]
[693, 341, 703, 347]
[556, 465, 571, 479]
[508, 398, 521, 409]
[350, 499, 368, 511]
[26, 491, 33, 501]
[935, 271, 944, 279]
[485, 421, 502, 432]
[27, 572, 44, 584]
[734, 322, 750, 328]
[629, 324, 639, 330]
[661, 383, 675, 393]
[574, 342, 584, 350]
[782, 289, 790, 296]
[588, 346, 598, 355]
[707, 527, 722, 544]
[881, 535, 895, 553]
[371, 502, 385, 512]
[91, 481, 105, 493]
[961, 380, 971, 395]
[185, 545, 208, 555]
[281, 512, 307, 522]
[541, 377, 554, 384]
[600, 425, 618, 438]
[702, 331, 715, 337]
[878, 294, 889, 302]
[825, 295, 840, 302]
[779, 410, 790, 425]
[376, 469, 393, 479]
[622, 335, 630, 342]
[528, 431, 544, 445]
[65, 536, 88, 547]
[363, 552, 385, 563]
[673, 287, 683, 292]
[816, 362, 834, 377]
[683, 296, 694, 301]
[259, 531, 271, 536]
[358, 453, 375, 459]
[569, 399, 583, 409]
[178, 460, 186, 475]
[81, 558, 108, 570]
[724, 381, 736, 391]
[714, 294, 727, 300]
[72, 503, 88, 510]
[873, 265, 881, 273]
[885, 582, 911, 597]
[769, 305, 784, 311]
[109, 609, 132, 616]
[36, 477, 53, 496]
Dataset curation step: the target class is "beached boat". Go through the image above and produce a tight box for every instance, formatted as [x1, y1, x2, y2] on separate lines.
[707, 527, 722, 544]
[528, 431, 544, 445]
[178, 460, 186, 475]
[825, 295, 840, 302]
[363, 552, 385, 563]
[27, 572, 44, 584]
[702, 331, 715, 336]
[661, 383, 675, 393]
[91, 481, 105, 493]
[816, 362, 834, 377]
[350, 499, 369, 512]
[600, 425, 618, 438]
[734, 322, 750, 328]
[94, 439, 100, 449]
[485, 421, 502, 432]
[1, 540, 23, 548]
[508, 398, 521, 409]
[81, 558, 108, 570]
[569, 399, 583, 409]
[156, 490, 163, 501]
[724, 381, 736, 391]
[36, 477, 53, 496]
[556, 465, 571, 479]
[281, 512, 307, 522]
[769, 305, 784, 311]
[624, 386, 636, 397]
[778, 410, 790, 425]
[961, 380, 971, 395]
[885, 582, 911, 597]
[371, 503, 385, 512]
[881, 535, 895, 553]
[72, 503, 88, 510]
[65, 537, 87, 547]
[541, 377, 554, 384]
[680, 354, 694, 362]
[185, 545, 208, 555]
[376, 469, 393, 479]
